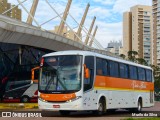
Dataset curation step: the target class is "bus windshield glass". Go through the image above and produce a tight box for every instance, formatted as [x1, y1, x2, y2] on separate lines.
[39, 55, 82, 93]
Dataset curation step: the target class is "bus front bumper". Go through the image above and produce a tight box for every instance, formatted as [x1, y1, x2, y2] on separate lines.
[38, 98, 83, 111]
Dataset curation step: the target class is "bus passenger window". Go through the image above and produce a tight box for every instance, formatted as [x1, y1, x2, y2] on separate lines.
[138, 68, 145, 81]
[129, 66, 138, 80]
[84, 56, 94, 91]
[120, 63, 129, 78]
[109, 61, 119, 77]
[96, 58, 108, 76]
[146, 69, 152, 82]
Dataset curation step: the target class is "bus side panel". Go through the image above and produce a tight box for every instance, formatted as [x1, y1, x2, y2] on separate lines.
[93, 75, 154, 109]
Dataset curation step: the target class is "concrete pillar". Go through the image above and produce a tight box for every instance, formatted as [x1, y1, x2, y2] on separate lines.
[85, 16, 96, 45]
[27, 0, 39, 24]
[89, 26, 98, 47]
[57, 0, 72, 35]
[75, 3, 90, 41]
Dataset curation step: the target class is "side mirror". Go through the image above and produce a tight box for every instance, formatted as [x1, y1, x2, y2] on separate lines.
[31, 66, 40, 83]
[84, 64, 90, 79]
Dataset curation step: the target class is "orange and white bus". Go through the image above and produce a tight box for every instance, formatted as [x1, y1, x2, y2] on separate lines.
[38, 50, 154, 115]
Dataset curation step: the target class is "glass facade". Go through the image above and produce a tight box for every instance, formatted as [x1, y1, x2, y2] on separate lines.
[0, 42, 52, 102]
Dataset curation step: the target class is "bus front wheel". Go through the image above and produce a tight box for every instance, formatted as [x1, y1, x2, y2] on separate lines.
[93, 98, 106, 115]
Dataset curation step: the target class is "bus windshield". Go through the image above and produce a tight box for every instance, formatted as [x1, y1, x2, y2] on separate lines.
[39, 55, 82, 93]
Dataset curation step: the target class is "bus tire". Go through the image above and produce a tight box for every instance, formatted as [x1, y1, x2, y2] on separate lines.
[130, 99, 142, 112]
[136, 99, 142, 112]
[93, 97, 106, 115]
[21, 95, 30, 103]
[59, 111, 70, 116]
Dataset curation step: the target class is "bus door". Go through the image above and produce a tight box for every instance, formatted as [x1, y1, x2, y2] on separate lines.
[83, 56, 95, 108]
[84, 56, 95, 92]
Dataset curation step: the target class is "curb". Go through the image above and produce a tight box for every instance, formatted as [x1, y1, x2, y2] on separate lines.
[0, 103, 38, 109]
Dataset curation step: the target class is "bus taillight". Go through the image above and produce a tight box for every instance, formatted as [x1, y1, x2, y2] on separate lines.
[40, 58, 44, 66]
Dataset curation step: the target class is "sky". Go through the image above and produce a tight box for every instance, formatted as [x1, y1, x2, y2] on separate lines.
[8, 0, 152, 48]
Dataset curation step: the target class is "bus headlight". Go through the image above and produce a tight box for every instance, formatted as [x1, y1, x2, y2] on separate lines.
[38, 96, 47, 102]
[66, 96, 82, 103]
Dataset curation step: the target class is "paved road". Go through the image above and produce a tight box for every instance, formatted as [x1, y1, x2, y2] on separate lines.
[0, 102, 159, 120]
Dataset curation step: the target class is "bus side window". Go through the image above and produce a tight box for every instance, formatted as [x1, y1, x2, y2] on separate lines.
[129, 66, 138, 80]
[84, 56, 94, 92]
[138, 67, 145, 81]
[96, 58, 108, 76]
[109, 61, 119, 77]
[119, 63, 129, 78]
[146, 69, 152, 82]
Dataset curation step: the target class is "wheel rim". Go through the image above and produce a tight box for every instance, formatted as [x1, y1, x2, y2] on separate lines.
[138, 102, 141, 111]
[98, 102, 103, 112]
[23, 97, 28, 102]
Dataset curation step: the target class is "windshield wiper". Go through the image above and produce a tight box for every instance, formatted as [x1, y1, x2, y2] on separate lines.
[56, 73, 67, 91]
[44, 67, 68, 91]
[44, 68, 57, 91]
[44, 77, 54, 91]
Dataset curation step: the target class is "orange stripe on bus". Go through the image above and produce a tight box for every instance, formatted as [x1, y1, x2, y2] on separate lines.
[40, 93, 76, 102]
[94, 76, 154, 91]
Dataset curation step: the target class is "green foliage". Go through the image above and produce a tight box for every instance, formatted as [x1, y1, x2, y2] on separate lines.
[150, 65, 160, 89]
[136, 58, 148, 66]
[154, 76, 160, 89]
[120, 54, 126, 59]
[127, 51, 138, 62]
[126, 51, 148, 65]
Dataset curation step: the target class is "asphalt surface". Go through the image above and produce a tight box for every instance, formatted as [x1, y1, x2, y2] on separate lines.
[0, 102, 159, 120]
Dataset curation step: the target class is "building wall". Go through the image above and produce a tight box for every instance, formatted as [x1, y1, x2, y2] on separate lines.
[123, 12, 132, 56]
[123, 5, 153, 64]
[0, 0, 21, 20]
[152, 0, 157, 66]
[106, 41, 123, 56]
[0, 0, 10, 16]
[10, 5, 21, 20]
[153, 0, 159, 66]
[131, 5, 152, 64]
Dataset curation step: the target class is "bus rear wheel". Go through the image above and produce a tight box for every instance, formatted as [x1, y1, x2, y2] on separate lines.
[129, 99, 142, 112]
[59, 111, 70, 116]
[136, 99, 142, 112]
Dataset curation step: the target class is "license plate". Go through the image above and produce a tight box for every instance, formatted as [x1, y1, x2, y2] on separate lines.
[53, 105, 60, 108]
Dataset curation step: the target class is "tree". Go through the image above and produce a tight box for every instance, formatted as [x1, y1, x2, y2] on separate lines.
[127, 51, 138, 62]
[119, 54, 126, 59]
[150, 64, 160, 90]
[150, 64, 159, 76]
[136, 58, 148, 66]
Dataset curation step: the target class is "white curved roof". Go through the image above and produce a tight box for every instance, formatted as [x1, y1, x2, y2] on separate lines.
[43, 50, 152, 70]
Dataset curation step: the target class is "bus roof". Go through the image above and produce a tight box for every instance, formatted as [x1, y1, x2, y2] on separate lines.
[43, 50, 152, 70]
